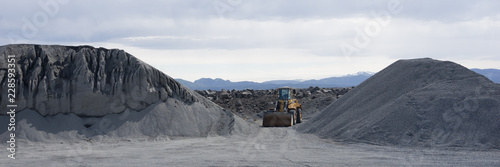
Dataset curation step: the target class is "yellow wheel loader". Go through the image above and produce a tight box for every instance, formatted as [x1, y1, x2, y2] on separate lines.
[262, 87, 303, 127]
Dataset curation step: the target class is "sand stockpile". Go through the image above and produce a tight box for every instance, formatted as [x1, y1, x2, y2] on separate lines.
[298, 58, 500, 149]
[0, 44, 250, 143]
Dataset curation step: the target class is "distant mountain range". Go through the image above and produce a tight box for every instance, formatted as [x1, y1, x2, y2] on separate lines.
[176, 69, 500, 90]
[472, 69, 500, 83]
[176, 72, 374, 90]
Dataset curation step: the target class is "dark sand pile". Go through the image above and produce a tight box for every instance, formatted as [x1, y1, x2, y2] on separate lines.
[0, 44, 250, 142]
[298, 58, 500, 149]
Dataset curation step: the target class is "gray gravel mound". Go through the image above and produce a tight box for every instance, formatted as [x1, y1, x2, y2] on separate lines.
[297, 58, 500, 149]
[0, 44, 250, 142]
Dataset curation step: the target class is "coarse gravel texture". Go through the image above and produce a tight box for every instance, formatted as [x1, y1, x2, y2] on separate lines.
[3, 127, 499, 166]
[297, 58, 500, 149]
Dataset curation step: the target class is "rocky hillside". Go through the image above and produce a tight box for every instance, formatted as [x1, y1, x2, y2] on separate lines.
[0, 44, 250, 142]
[195, 87, 353, 121]
[0, 45, 197, 116]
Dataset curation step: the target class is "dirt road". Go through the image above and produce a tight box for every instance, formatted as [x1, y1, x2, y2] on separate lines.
[5, 127, 500, 166]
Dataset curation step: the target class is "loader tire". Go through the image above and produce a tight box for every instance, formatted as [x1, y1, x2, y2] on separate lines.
[296, 109, 302, 123]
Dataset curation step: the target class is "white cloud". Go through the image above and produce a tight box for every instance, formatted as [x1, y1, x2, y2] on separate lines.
[1, 0, 499, 82]
[88, 42, 395, 82]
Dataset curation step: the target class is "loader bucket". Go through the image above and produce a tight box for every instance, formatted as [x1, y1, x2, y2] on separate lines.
[262, 112, 293, 127]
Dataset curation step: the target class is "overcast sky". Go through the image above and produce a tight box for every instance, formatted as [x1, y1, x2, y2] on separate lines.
[1, 0, 499, 82]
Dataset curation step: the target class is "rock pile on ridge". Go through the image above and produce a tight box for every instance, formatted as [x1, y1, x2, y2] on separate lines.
[0, 44, 250, 142]
[194, 87, 353, 120]
[297, 58, 500, 149]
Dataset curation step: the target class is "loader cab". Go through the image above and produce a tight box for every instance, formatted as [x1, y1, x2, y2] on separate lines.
[277, 88, 296, 100]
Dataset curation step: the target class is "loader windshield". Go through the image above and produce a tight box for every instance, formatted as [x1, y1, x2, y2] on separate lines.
[278, 89, 291, 100]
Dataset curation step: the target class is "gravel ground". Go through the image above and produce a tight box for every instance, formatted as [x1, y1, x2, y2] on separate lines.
[4, 124, 499, 167]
